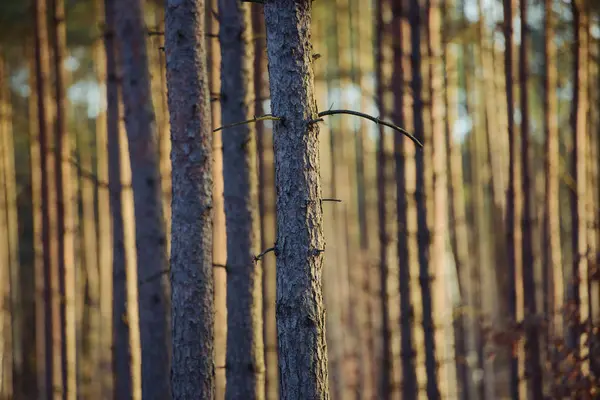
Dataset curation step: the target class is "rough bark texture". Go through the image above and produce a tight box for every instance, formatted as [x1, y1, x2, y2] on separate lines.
[502, 0, 520, 396]
[165, 0, 214, 398]
[219, 1, 264, 399]
[104, 1, 133, 397]
[263, 1, 329, 398]
[114, 0, 171, 397]
[409, 0, 439, 397]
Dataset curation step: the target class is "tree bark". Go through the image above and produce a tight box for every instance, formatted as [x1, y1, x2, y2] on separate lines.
[218, 1, 264, 398]
[502, 0, 520, 396]
[409, 0, 439, 397]
[263, 1, 329, 398]
[165, 0, 215, 398]
[114, 0, 171, 397]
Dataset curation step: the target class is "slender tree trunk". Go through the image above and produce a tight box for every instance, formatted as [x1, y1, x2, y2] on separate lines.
[409, 0, 439, 397]
[374, 0, 393, 397]
[218, 1, 264, 398]
[94, 0, 113, 396]
[568, 0, 589, 379]
[114, 0, 171, 397]
[263, 1, 329, 398]
[253, 7, 278, 400]
[518, 1, 543, 397]
[502, 0, 520, 396]
[391, 1, 418, 398]
[34, 0, 63, 396]
[165, 0, 214, 398]
[104, 1, 136, 397]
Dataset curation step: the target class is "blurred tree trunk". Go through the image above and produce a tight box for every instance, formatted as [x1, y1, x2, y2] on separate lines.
[568, 0, 589, 377]
[0, 54, 14, 400]
[218, 1, 264, 398]
[207, 1, 227, 398]
[253, 7, 277, 400]
[94, 0, 113, 396]
[441, 2, 472, 397]
[409, 0, 439, 397]
[114, 0, 171, 397]
[28, 53, 44, 400]
[542, 0, 562, 375]
[375, 0, 393, 397]
[502, 0, 520, 396]
[263, 1, 329, 398]
[34, 0, 63, 396]
[104, 0, 136, 397]
[391, 1, 418, 399]
[518, 1, 543, 397]
[165, 0, 214, 397]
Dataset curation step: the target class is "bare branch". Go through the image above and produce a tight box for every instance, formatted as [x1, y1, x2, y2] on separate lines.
[255, 247, 275, 261]
[214, 114, 282, 133]
[317, 109, 423, 147]
[322, 198, 342, 203]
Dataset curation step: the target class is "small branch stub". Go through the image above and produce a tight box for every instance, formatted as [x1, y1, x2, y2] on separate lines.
[255, 247, 275, 261]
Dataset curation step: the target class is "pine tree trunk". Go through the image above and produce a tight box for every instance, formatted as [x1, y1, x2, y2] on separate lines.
[568, 0, 589, 376]
[104, 1, 135, 397]
[114, 0, 171, 397]
[518, 1, 543, 397]
[502, 0, 520, 396]
[94, 0, 114, 396]
[409, 0, 439, 397]
[253, 7, 278, 400]
[263, 1, 329, 398]
[165, 0, 214, 398]
[34, 0, 63, 395]
[218, 1, 265, 398]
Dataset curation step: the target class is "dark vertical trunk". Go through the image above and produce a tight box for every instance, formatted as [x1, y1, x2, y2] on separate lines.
[33, 0, 62, 396]
[50, 0, 77, 396]
[374, 0, 392, 397]
[114, 0, 171, 397]
[409, 0, 439, 397]
[502, 0, 520, 396]
[104, 0, 132, 397]
[165, 0, 214, 397]
[392, 0, 418, 398]
[219, 0, 265, 398]
[518, 1, 543, 397]
[263, 1, 329, 398]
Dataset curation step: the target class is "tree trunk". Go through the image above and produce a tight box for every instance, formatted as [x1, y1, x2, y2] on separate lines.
[94, 0, 114, 396]
[502, 0, 520, 396]
[409, 0, 439, 397]
[252, 7, 278, 400]
[165, 0, 214, 398]
[218, 1, 264, 398]
[391, 1, 418, 398]
[33, 0, 63, 396]
[114, 0, 171, 397]
[518, 1, 543, 397]
[568, 0, 589, 378]
[263, 1, 329, 398]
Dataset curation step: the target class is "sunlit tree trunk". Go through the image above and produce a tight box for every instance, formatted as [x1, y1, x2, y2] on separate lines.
[568, 1, 589, 382]
[165, 0, 215, 397]
[409, 0, 439, 397]
[253, 7, 277, 400]
[263, 1, 329, 398]
[94, 0, 113, 397]
[34, 0, 63, 395]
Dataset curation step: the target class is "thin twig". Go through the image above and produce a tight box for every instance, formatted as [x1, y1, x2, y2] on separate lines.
[214, 114, 282, 133]
[242, 0, 265, 3]
[317, 109, 423, 147]
[255, 247, 275, 261]
[322, 198, 342, 203]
